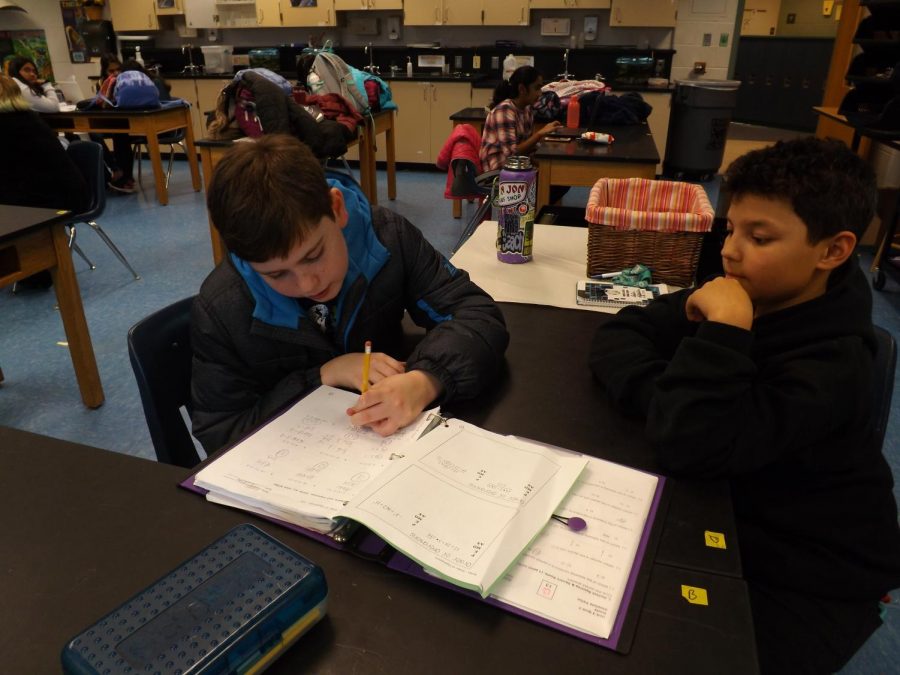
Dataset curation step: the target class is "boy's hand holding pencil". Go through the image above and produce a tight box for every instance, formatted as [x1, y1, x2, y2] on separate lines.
[319, 345, 404, 392]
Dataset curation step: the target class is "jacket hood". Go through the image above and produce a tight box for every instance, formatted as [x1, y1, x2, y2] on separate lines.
[231, 171, 388, 329]
[752, 255, 876, 357]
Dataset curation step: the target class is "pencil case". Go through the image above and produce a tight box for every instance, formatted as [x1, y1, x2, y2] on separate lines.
[60, 524, 328, 675]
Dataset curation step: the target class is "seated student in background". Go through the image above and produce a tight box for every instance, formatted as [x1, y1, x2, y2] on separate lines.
[590, 137, 900, 674]
[479, 65, 561, 172]
[0, 74, 88, 288]
[8, 56, 61, 113]
[191, 134, 509, 453]
[93, 53, 130, 192]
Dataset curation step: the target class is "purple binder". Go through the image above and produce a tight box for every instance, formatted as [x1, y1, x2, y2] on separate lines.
[179, 470, 666, 653]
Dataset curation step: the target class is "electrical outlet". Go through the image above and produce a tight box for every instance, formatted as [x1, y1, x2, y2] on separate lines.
[702, 33, 711, 47]
[491, 56, 499, 70]
[583, 16, 597, 41]
[473, 55, 481, 69]
[719, 32, 729, 47]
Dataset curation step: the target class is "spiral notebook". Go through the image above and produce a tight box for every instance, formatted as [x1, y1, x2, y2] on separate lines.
[575, 281, 667, 308]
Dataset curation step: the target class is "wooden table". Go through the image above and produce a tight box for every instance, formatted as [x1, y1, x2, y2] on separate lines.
[197, 109, 397, 266]
[42, 104, 202, 207]
[0, 205, 103, 408]
[533, 124, 659, 214]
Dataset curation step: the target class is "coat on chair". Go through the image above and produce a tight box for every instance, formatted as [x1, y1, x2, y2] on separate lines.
[436, 124, 483, 199]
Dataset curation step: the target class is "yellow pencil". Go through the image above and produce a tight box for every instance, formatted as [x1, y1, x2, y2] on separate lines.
[361, 340, 372, 393]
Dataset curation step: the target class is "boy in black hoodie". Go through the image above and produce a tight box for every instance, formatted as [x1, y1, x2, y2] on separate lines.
[590, 137, 900, 674]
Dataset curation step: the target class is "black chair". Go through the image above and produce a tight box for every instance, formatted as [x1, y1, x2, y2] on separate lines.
[132, 128, 187, 190]
[450, 159, 498, 254]
[66, 140, 141, 280]
[873, 325, 896, 452]
[127, 296, 201, 468]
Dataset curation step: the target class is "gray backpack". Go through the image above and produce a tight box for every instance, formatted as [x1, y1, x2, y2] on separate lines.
[309, 50, 370, 115]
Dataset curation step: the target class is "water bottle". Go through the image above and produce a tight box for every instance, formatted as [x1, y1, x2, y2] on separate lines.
[566, 95, 581, 129]
[495, 156, 537, 264]
[135, 46, 145, 67]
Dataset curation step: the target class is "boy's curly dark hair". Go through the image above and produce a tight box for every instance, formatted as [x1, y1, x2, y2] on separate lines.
[723, 136, 877, 242]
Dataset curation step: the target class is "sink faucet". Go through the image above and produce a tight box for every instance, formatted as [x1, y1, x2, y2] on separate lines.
[363, 43, 379, 75]
[557, 48, 572, 81]
[182, 44, 201, 75]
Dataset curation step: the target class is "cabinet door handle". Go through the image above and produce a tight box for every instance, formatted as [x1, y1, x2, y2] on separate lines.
[432, 84, 437, 102]
[258, 8, 263, 22]
[444, 8, 449, 23]
[520, 8, 524, 23]
[423, 85, 428, 102]
[148, 13, 152, 27]
[434, 7, 440, 23]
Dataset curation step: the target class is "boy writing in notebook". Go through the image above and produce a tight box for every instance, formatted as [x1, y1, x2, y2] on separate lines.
[590, 138, 900, 674]
[191, 134, 508, 453]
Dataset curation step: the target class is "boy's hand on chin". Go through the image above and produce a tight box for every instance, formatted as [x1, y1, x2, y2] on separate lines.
[685, 277, 753, 330]
[346, 370, 443, 437]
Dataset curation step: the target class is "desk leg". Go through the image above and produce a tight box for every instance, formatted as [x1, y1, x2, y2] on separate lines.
[50, 224, 104, 408]
[386, 111, 396, 201]
[358, 125, 377, 206]
[183, 113, 202, 192]
[452, 199, 462, 219]
[536, 164, 551, 216]
[145, 133, 169, 206]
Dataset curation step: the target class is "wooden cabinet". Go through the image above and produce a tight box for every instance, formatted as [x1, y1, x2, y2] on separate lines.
[484, 0, 529, 26]
[110, 0, 159, 31]
[335, 0, 401, 9]
[185, 0, 218, 28]
[390, 81, 471, 163]
[531, 0, 610, 8]
[610, 0, 676, 27]
[167, 78, 231, 144]
[280, 0, 336, 26]
[404, 0, 482, 26]
[256, 0, 282, 25]
[155, 0, 184, 15]
[471, 87, 493, 110]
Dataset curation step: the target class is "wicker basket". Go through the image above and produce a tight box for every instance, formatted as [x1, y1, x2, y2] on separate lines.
[585, 178, 714, 287]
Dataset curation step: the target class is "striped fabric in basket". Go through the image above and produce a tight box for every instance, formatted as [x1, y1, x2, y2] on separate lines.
[586, 178, 714, 233]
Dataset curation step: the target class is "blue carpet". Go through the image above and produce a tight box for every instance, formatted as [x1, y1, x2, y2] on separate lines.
[1, 162, 897, 672]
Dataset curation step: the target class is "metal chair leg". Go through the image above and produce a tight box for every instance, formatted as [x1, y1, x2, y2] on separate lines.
[133, 142, 143, 185]
[67, 225, 97, 270]
[87, 220, 141, 280]
[452, 197, 493, 255]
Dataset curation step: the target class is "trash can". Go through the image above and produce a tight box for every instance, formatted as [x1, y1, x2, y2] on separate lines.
[663, 80, 741, 181]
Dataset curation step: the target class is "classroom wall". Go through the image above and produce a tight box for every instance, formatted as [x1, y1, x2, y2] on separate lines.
[742, 0, 781, 36]
[671, 0, 740, 82]
[5, 0, 103, 99]
[777, 0, 841, 36]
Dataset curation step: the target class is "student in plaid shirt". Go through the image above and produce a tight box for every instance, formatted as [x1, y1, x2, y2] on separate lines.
[479, 66, 561, 172]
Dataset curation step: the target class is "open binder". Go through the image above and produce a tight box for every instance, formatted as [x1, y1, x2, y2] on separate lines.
[180, 389, 668, 653]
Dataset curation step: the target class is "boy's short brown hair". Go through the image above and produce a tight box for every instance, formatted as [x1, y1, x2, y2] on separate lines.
[724, 136, 877, 243]
[207, 134, 334, 262]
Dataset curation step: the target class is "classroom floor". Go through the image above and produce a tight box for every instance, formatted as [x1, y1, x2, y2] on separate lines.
[1, 129, 898, 672]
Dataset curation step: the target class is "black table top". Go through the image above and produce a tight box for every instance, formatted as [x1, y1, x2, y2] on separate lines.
[533, 124, 659, 164]
[0, 303, 757, 674]
[0, 203, 70, 240]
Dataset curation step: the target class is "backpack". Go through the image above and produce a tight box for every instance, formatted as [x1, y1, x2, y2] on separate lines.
[113, 70, 160, 109]
[233, 67, 292, 96]
[352, 69, 397, 113]
[305, 48, 370, 115]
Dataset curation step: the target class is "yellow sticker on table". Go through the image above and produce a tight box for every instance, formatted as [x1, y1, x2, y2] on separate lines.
[704, 530, 727, 549]
[681, 585, 709, 606]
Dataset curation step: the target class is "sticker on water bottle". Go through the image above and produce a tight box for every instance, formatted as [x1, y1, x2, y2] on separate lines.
[495, 181, 529, 207]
